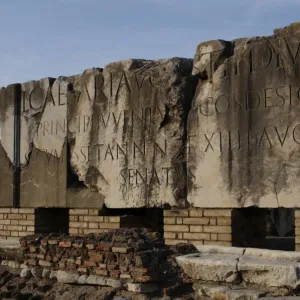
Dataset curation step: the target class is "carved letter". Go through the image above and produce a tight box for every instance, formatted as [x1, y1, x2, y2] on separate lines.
[275, 126, 289, 146]
[204, 133, 215, 152]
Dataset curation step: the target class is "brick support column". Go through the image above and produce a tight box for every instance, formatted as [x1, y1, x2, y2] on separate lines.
[295, 210, 300, 251]
[0, 208, 35, 239]
[69, 209, 121, 235]
[163, 209, 232, 246]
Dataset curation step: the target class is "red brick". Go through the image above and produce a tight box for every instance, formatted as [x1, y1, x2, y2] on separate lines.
[130, 267, 151, 274]
[72, 242, 84, 248]
[77, 267, 88, 273]
[88, 251, 103, 262]
[119, 266, 128, 272]
[110, 271, 120, 278]
[84, 260, 97, 267]
[86, 244, 95, 250]
[96, 269, 108, 276]
[107, 264, 118, 271]
[133, 275, 155, 283]
[98, 264, 107, 269]
[66, 263, 76, 271]
[120, 274, 132, 279]
[59, 241, 72, 248]
[39, 260, 53, 267]
[48, 240, 59, 245]
[112, 247, 133, 254]
[96, 244, 111, 252]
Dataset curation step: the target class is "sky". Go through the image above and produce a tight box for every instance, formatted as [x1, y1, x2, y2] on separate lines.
[0, 0, 299, 87]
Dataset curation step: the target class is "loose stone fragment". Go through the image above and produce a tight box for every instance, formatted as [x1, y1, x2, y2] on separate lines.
[56, 270, 80, 284]
[126, 283, 158, 293]
[176, 253, 240, 283]
[31, 267, 43, 278]
[78, 275, 88, 284]
[86, 275, 107, 286]
[20, 267, 32, 278]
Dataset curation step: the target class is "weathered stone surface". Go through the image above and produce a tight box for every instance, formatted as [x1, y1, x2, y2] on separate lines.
[195, 285, 265, 300]
[176, 253, 240, 282]
[244, 248, 300, 261]
[238, 256, 300, 288]
[56, 270, 79, 284]
[20, 77, 67, 207]
[77, 274, 88, 284]
[87, 275, 109, 286]
[188, 22, 300, 208]
[260, 297, 300, 300]
[42, 268, 51, 279]
[20, 267, 32, 278]
[67, 59, 195, 208]
[180, 246, 300, 289]
[196, 245, 245, 256]
[107, 277, 124, 288]
[0, 85, 20, 207]
[49, 270, 58, 279]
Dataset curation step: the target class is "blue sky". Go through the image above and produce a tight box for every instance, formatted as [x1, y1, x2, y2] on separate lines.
[0, 0, 299, 86]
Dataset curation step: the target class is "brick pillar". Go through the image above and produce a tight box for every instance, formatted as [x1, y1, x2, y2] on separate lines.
[69, 209, 162, 236]
[163, 209, 232, 246]
[69, 209, 121, 235]
[0, 208, 35, 239]
[295, 210, 300, 251]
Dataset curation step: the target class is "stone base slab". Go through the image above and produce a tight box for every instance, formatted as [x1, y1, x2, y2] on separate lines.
[179, 245, 300, 290]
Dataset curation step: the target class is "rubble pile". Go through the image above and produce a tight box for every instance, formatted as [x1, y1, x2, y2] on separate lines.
[0, 228, 197, 298]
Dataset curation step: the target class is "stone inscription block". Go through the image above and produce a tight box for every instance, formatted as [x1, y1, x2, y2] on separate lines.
[0, 85, 20, 207]
[188, 27, 300, 208]
[66, 59, 194, 208]
[20, 78, 67, 207]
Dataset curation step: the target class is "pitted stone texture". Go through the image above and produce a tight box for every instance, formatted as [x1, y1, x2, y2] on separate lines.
[244, 248, 300, 261]
[78, 275, 88, 284]
[21, 78, 54, 165]
[196, 245, 245, 256]
[86, 275, 107, 286]
[20, 267, 32, 278]
[0, 85, 19, 207]
[238, 256, 300, 288]
[68, 59, 194, 208]
[188, 23, 300, 208]
[195, 285, 265, 300]
[180, 246, 300, 289]
[20, 77, 67, 207]
[56, 270, 79, 284]
[176, 253, 240, 283]
[50, 270, 58, 279]
[260, 297, 300, 300]
[192, 39, 233, 78]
